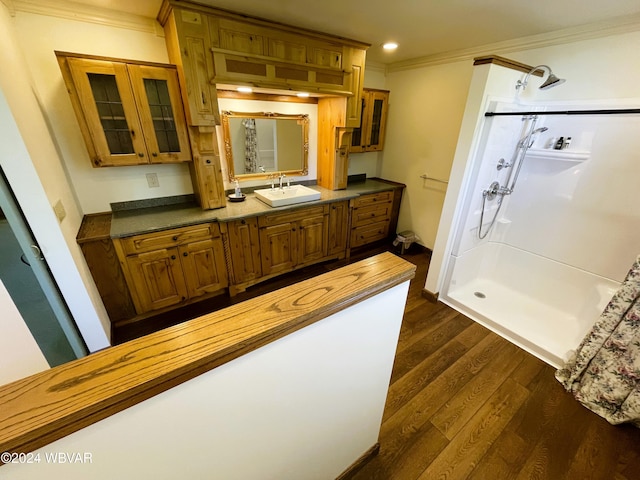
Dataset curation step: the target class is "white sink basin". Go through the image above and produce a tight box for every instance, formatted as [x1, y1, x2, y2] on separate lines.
[254, 184, 321, 207]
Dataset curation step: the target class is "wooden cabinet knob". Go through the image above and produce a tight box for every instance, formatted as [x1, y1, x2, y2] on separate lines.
[152, 152, 158, 157]
[138, 153, 144, 158]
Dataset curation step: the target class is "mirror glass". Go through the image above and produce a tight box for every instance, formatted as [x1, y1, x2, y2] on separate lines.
[221, 111, 309, 181]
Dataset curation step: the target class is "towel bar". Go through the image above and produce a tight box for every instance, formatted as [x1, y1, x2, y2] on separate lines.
[420, 174, 448, 184]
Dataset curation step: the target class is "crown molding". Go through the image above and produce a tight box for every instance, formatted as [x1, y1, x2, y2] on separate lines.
[387, 13, 640, 73]
[11, 0, 161, 35]
[1, 0, 16, 15]
[364, 60, 386, 74]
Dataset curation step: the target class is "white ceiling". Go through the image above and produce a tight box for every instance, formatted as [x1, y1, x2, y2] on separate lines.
[27, 0, 640, 64]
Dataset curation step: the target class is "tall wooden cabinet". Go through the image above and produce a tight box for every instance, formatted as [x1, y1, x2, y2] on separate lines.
[57, 53, 191, 167]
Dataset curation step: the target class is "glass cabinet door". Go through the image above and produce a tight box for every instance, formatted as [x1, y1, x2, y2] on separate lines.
[127, 65, 191, 164]
[367, 91, 388, 150]
[67, 58, 191, 167]
[350, 89, 389, 153]
[68, 58, 148, 166]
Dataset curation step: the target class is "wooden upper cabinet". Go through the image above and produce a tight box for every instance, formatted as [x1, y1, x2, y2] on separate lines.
[162, 6, 221, 126]
[158, 1, 368, 96]
[345, 48, 367, 129]
[57, 53, 191, 167]
[351, 89, 390, 152]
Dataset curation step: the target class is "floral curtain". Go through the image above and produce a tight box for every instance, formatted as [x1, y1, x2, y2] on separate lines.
[242, 118, 259, 173]
[556, 255, 640, 426]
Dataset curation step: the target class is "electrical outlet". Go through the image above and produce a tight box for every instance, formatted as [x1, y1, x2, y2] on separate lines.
[146, 173, 159, 188]
[53, 199, 66, 222]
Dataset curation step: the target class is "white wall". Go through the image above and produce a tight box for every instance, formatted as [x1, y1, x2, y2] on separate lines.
[13, 10, 193, 214]
[2, 281, 410, 480]
[381, 61, 474, 248]
[0, 4, 109, 351]
[0, 279, 49, 386]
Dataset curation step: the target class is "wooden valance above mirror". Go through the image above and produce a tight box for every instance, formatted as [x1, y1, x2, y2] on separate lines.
[221, 111, 309, 181]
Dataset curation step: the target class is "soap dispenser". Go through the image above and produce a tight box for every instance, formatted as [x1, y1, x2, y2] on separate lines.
[228, 179, 245, 202]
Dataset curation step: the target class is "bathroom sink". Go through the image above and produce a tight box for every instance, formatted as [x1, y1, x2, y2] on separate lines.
[254, 184, 321, 207]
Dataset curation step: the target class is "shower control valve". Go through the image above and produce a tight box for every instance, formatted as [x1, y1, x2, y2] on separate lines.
[496, 158, 512, 171]
[483, 181, 512, 200]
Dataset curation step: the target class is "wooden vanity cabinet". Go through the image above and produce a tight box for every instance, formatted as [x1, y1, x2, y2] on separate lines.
[114, 223, 228, 314]
[57, 53, 191, 167]
[351, 89, 390, 153]
[226, 217, 262, 284]
[258, 205, 328, 276]
[350, 191, 394, 248]
[327, 201, 349, 255]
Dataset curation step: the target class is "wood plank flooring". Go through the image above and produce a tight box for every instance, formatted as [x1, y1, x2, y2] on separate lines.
[349, 249, 640, 480]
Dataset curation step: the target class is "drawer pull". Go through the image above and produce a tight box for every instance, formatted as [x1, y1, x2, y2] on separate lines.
[172, 236, 178, 241]
[171, 255, 176, 260]
[241, 219, 246, 225]
[183, 252, 188, 257]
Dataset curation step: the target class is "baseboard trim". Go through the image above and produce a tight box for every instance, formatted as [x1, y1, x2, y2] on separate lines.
[422, 288, 439, 303]
[335, 443, 380, 480]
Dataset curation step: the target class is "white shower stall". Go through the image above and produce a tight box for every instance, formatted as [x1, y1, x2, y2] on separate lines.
[427, 63, 640, 367]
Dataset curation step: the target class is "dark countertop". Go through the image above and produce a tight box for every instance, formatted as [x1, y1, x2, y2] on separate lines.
[110, 178, 403, 238]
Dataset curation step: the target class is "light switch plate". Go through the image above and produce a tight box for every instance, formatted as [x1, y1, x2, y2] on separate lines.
[146, 173, 159, 188]
[53, 199, 66, 222]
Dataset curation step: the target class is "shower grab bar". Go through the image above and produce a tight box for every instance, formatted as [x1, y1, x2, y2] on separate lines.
[420, 174, 448, 184]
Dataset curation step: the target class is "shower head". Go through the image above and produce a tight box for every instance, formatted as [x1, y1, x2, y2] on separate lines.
[539, 73, 565, 90]
[516, 65, 565, 91]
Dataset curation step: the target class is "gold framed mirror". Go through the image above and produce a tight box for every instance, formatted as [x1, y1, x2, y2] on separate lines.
[220, 111, 309, 181]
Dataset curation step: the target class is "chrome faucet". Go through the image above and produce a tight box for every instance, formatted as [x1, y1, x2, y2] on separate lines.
[279, 173, 286, 190]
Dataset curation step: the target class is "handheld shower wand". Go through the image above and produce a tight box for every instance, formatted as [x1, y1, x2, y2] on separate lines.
[506, 123, 547, 194]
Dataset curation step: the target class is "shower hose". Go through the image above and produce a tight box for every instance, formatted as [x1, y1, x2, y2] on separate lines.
[478, 189, 504, 239]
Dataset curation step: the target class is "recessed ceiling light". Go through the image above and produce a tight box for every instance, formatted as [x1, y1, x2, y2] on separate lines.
[383, 42, 398, 51]
[296, 92, 310, 98]
[237, 86, 253, 93]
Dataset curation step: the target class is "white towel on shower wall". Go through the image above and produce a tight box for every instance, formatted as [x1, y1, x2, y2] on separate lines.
[556, 254, 640, 427]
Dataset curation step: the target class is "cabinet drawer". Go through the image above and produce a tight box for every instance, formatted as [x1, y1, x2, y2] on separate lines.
[351, 203, 391, 228]
[121, 223, 219, 255]
[258, 205, 327, 228]
[350, 221, 389, 248]
[353, 191, 393, 208]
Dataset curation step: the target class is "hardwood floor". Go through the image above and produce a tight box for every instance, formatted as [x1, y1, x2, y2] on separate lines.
[350, 249, 640, 480]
